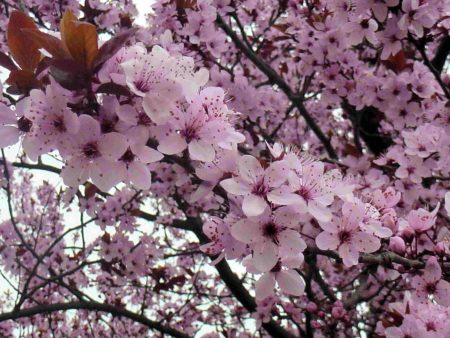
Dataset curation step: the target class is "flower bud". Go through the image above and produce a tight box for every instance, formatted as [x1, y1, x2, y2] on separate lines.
[389, 236, 406, 255]
[401, 227, 415, 243]
[434, 242, 446, 257]
[306, 302, 318, 313]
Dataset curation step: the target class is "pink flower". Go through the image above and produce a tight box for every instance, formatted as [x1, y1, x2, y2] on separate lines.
[406, 204, 439, 234]
[26, 85, 80, 160]
[411, 257, 450, 306]
[272, 160, 335, 222]
[385, 314, 427, 338]
[255, 264, 305, 299]
[220, 155, 291, 217]
[121, 45, 207, 124]
[115, 135, 163, 190]
[0, 99, 33, 149]
[61, 115, 128, 191]
[200, 216, 246, 264]
[156, 87, 245, 162]
[231, 207, 306, 271]
[316, 200, 381, 266]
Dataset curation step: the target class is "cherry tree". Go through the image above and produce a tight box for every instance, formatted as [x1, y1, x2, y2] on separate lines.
[0, 0, 449, 337]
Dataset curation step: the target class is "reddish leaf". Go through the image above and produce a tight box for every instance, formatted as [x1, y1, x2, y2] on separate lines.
[60, 11, 98, 69]
[22, 28, 70, 59]
[7, 11, 41, 71]
[6, 69, 40, 94]
[384, 50, 408, 73]
[0, 51, 18, 71]
[92, 27, 138, 71]
[96, 82, 131, 96]
[49, 58, 90, 90]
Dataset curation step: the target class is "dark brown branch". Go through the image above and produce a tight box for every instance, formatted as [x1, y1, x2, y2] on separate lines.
[0, 301, 191, 338]
[431, 35, 450, 73]
[216, 15, 338, 159]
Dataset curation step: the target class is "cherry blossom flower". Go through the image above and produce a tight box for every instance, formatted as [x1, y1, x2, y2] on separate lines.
[61, 115, 128, 191]
[255, 262, 305, 300]
[156, 87, 245, 162]
[411, 257, 450, 306]
[121, 45, 207, 124]
[231, 207, 306, 271]
[220, 155, 292, 217]
[316, 200, 381, 266]
[0, 98, 32, 149]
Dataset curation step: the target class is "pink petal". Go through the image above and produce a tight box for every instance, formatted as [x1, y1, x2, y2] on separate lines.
[63, 111, 80, 134]
[61, 157, 89, 188]
[220, 178, 251, 195]
[276, 270, 305, 296]
[0, 105, 17, 124]
[0, 126, 20, 147]
[255, 273, 276, 300]
[98, 132, 128, 160]
[78, 115, 101, 143]
[188, 140, 215, 162]
[267, 188, 305, 208]
[128, 161, 152, 190]
[90, 160, 123, 192]
[278, 229, 306, 255]
[435, 280, 450, 306]
[132, 144, 163, 163]
[339, 243, 359, 266]
[242, 194, 267, 217]
[253, 241, 278, 272]
[238, 155, 264, 183]
[316, 231, 339, 250]
[423, 256, 442, 283]
[308, 201, 332, 222]
[230, 219, 261, 244]
[157, 134, 187, 155]
[352, 232, 380, 253]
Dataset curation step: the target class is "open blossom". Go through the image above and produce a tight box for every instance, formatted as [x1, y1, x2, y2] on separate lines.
[231, 207, 306, 271]
[385, 314, 428, 338]
[0, 98, 33, 149]
[200, 216, 246, 264]
[156, 87, 245, 162]
[26, 84, 80, 160]
[271, 159, 335, 222]
[255, 262, 305, 300]
[402, 124, 445, 158]
[61, 115, 128, 191]
[115, 135, 163, 190]
[411, 257, 450, 306]
[404, 204, 439, 234]
[220, 155, 292, 217]
[121, 45, 208, 124]
[316, 200, 381, 266]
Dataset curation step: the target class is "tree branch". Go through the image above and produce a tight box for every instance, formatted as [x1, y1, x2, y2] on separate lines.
[0, 301, 191, 338]
[216, 15, 338, 159]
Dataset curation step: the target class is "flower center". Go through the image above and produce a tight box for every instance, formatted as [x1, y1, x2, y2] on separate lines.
[53, 116, 66, 132]
[120, 149, 135, 164]
[17, 116, 32, 133]
[338, 230, 352, 243]
[82, 142, 100, 159]
[262, 222, 280, 244]
[252, 178, 268, 197]
[425, 282, 436, 294]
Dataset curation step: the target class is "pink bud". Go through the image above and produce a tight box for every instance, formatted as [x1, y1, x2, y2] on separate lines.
[318, 311, 325, 318]
[401, 227, 415, 243]
[331, 306, 345, 319]
[435, 242, 446, 256]
[312, 321, 322, 329]
[306, 302, 318, 313]
[389, 236, 406, 255]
